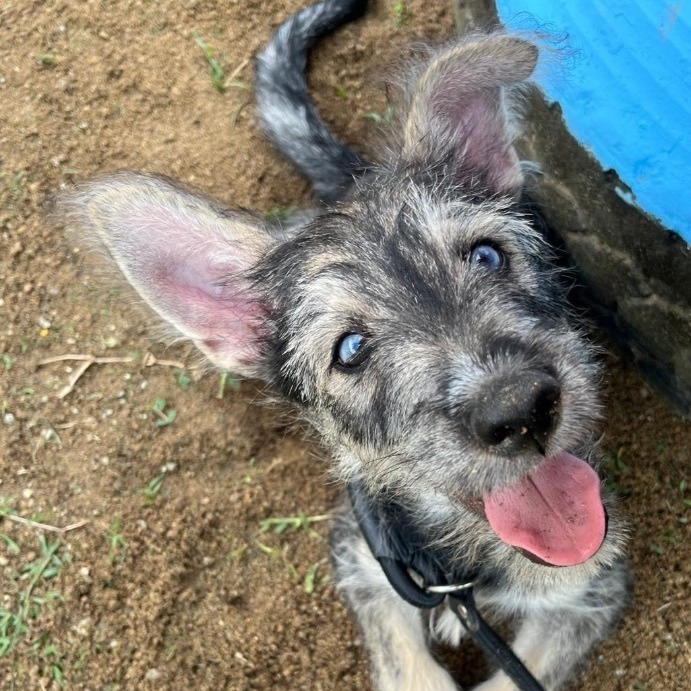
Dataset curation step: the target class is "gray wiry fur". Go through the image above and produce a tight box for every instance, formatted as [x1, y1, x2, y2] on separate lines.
[56, 1, 631, 689]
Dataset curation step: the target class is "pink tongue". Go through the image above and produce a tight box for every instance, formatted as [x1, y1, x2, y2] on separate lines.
[483, 452, 606, 566]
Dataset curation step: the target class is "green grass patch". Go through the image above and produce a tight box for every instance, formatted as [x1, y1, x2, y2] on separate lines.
[0, 533, 69, 657]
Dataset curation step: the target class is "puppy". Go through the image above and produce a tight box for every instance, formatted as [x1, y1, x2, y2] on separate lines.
[57, 1, 630, 688]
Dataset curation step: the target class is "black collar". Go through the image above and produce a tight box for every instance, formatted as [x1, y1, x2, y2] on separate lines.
[348, 482, 545, 691]
[348, 482, 477, 607]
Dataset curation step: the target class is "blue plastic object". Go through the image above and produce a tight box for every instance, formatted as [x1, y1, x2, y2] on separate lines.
[496, 0, 691, 241]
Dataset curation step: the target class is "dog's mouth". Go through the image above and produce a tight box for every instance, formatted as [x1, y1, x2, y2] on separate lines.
[482, 452, 606, 567]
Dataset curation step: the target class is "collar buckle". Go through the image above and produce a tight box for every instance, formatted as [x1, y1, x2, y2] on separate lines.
[426, 581, 475, 594]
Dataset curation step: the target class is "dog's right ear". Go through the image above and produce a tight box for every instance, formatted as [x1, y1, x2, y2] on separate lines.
[401, 36, 538, 197]
[58, 172, 274, 378]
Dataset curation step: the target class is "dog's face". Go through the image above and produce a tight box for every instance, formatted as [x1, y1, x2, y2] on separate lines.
[256, 170, 611, 574]
[58, 35, 621, 576]
[258, 174, 600, 492]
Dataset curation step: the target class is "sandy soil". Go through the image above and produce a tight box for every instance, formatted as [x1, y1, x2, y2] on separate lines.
[0, 1, 689, 689]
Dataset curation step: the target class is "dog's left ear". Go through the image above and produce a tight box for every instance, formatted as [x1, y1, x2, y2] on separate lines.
[402, 36, 538, 197]
[57, 172, 276, 378]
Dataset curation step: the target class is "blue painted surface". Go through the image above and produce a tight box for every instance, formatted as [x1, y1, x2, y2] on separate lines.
[496, 0, 691, 241]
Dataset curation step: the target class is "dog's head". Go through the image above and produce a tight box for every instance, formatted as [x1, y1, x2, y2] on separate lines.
[58, 36, 623, 575]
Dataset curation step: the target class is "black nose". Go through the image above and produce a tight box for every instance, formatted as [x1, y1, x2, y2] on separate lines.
[470, 371, 561, 453]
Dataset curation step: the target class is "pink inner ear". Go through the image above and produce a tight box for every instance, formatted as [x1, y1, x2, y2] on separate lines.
[447, 91, 522, 194]
[101, 193, 269, 371]
[158, 260, 266, 366]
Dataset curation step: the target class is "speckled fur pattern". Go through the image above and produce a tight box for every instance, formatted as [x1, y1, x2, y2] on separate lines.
[57, 1, 631, 689]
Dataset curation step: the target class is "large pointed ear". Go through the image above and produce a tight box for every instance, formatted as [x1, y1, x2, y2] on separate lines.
[58, 172, 274, 377]
[402, 36, 538, 197]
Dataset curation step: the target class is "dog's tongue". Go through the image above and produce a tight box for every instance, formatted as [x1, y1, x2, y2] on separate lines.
[483, 452, 605, 566]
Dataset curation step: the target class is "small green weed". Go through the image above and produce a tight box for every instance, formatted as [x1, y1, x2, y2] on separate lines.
[33, 635, 67, 687]
[152, 397, 176, 427]
[393, 1, 410, 28]
[257, 541, 281, 559]
[194, 35, 250, 96]
[335, 85, 351, 101]
[141, 475, 166, 505]
[263, 204, 298, 223]
[256, 542, 299, 578]
[0, 532, 20, 554]
[174, 369, 192, 391]
[227, 543, 248, 562]
[256, 532, 330, 592]
[259, 513, 331, 536]
[38, 53, 58, 66]
[1, 353, 12, 370]
[217, 371, 241, 399]
[364, 104, 394, 128]
[194, 34, 228, 93]
[105, 518, 127, 565]
[303, 559, 329, 594]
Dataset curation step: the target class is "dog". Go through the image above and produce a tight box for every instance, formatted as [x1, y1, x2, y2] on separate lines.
[57, 1, 630, 688]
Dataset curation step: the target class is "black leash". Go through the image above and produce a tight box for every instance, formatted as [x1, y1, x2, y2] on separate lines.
[348, 483, 545, 691]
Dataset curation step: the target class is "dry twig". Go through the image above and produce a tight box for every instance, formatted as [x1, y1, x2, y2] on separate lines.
[227, 57, 250, 83]
[37, 351, 197, 398]
[141, 352, 188, 369]
[2, 513, 89, 534]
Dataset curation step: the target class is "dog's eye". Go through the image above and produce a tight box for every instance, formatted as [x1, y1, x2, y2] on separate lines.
[469, 243, 505, 271]
[335, 333, 368, 368]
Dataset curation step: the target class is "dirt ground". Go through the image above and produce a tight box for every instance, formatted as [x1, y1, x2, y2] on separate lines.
[0, 1, 689, 689]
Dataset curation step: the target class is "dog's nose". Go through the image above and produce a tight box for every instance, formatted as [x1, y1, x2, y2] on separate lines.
[470, 371, 561, 453]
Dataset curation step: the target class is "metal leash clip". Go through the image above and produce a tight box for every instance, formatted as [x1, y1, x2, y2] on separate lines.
[426, 581, 476, 594]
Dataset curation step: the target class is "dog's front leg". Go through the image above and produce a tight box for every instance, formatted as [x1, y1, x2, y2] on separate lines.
[473, 559, 632, 691]
[331, 511, 458, 691]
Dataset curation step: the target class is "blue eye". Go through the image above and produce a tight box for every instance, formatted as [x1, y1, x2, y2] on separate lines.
[335, 333, 367, 368]
[469, 243, 504, 271]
